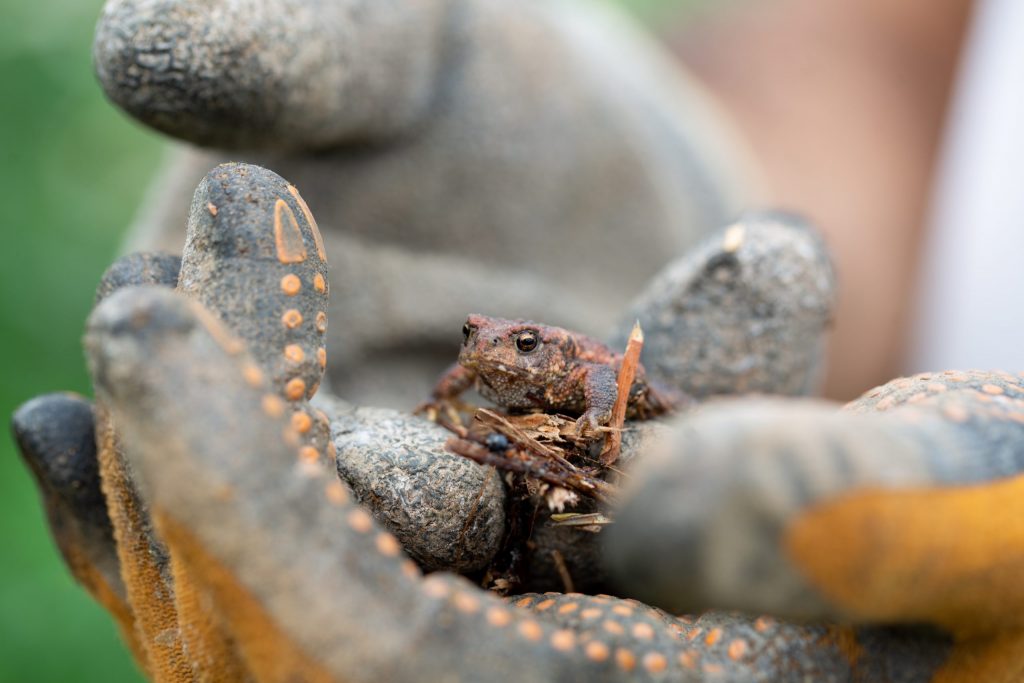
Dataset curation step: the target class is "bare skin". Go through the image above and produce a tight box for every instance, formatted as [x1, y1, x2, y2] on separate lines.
[671, 0, 975, 399]
[432, 314, 678, 434]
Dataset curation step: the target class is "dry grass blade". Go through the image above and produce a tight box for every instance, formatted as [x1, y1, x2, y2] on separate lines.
[601, 321, 643, 466]
[549, 512, 613, 528]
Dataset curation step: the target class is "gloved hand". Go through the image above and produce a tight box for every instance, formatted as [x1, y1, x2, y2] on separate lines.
[10, 163, 909, 682]
[18, 1, 1022, 678]
[21, 163, 1024, 681]
[89, 0, 760, 407]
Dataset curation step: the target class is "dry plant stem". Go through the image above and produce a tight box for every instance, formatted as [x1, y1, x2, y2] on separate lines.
[550, 549, 575, 594]
[602, 322, 644, 466]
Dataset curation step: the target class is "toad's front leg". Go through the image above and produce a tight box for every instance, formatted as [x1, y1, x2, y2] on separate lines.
[573, 363, 617, 437]
[422, 363, 478, 425]
[431, 363, 477, 403]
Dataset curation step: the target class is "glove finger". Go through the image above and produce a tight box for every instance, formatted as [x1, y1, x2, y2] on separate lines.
[10, 393, 148, 664]
[94, 0, 448, 148]
[607, 370, 1024, 637]
[612, 212, 835, 399]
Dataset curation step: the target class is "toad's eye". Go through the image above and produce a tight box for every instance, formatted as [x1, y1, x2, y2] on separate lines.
[462, 323, 475, 343]
[515, 331, 539, 353]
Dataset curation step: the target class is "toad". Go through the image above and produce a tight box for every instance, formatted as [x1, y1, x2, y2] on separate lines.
[432, 314, 681, 434]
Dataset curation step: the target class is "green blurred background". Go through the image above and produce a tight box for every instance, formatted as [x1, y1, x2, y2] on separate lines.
[1, 0, 160, 680]
[0, 0, 701, 680]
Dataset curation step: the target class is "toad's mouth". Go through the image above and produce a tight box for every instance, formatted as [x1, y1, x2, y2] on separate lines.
[460, 357, 539, 380]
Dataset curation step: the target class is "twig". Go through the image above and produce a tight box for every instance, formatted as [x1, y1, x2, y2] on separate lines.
[601, 321, 643, 466]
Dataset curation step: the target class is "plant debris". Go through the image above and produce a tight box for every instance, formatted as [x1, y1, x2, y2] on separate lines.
[444, 424, 617, 506]
[430, 324, 656, 513]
